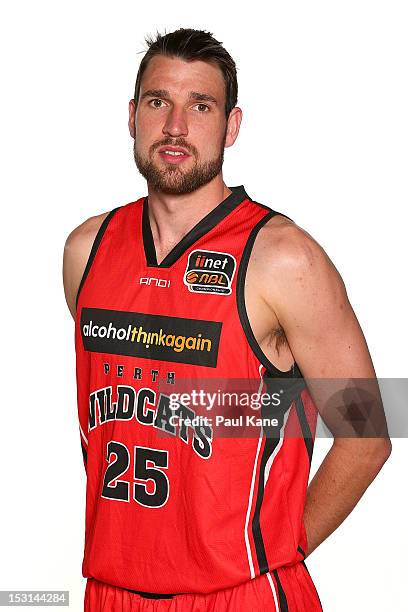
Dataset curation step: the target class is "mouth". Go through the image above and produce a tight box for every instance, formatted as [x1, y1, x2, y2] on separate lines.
[158, 146, 191, 164]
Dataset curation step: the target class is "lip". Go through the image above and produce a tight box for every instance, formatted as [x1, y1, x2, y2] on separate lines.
[158, 145, 190, 155]
[158, 145, 191, 164]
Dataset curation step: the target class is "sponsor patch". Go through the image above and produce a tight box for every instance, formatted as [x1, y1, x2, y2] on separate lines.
[183, 249, 236, 295]
[81, 308, 222, 367]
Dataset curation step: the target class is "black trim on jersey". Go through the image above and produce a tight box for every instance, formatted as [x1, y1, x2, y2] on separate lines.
[295, 396, 314, 465]
[236, 209, 302, 379]
[125, 588, 174, 599]
[250, 198, 294, 223]
[142, 197, 158, 265]
[301, 561, 324, 610]
[272, 569, 289, 612]
[297, 544, 306, 559]
[81, 441, 87, 466]
[251, 373, 307, 577]
[75, 207, 121, 309]
[142, 185, 248, 268]
[252, 437, 281, 574]
[263, 370, 307, 412]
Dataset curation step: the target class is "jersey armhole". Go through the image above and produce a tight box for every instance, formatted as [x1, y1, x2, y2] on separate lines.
[75, 206, 121, 310]
[236, 209, 302, 379]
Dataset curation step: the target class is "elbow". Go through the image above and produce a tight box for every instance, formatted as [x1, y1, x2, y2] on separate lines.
[380, 437, 392, 462]
[369, 437, 392, 473]
[334, 436, 392, 471]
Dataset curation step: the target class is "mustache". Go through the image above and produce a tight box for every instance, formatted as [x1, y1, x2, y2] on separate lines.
[150, 138, 198, 157]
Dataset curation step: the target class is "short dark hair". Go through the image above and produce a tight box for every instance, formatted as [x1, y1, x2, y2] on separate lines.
[133, 28, 238, 118]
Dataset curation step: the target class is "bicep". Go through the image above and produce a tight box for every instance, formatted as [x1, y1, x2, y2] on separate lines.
[63, 234, 86, 319]
[273, 238, 374, 379]
[62, 214, 107, 319]
[269, 232, 388, 439]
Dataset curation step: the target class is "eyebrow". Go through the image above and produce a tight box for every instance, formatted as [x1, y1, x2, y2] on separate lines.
[140, 89, 169, 101]
[140, 89, 218, 104]
[189, 91, 217, 104]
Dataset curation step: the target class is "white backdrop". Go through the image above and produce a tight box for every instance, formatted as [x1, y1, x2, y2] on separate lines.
[0, 1, 406, 610]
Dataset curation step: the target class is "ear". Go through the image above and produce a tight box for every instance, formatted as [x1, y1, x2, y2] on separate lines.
[224, 107, 243, 148]
[128, 98, 136, 138]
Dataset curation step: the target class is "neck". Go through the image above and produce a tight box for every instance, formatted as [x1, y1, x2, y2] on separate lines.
[146, 176, 231, 263]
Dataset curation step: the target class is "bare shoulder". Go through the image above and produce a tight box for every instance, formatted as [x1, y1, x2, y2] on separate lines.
[248, 213, 348, 324]
[63, 211, 111, 319]
[252, 213, 344, 280]
[65, 211, 111, 250]
[251, 213, 332, 269]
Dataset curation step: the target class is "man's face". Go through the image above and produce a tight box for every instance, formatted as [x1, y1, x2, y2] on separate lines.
[130, 55, 236, 195]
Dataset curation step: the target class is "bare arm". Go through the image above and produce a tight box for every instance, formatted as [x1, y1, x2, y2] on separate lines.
[258, 221, 392, 557]
[62, 212, 110, 319]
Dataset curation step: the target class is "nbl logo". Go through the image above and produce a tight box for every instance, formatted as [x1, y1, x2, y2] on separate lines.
[183, 249, 236, 295]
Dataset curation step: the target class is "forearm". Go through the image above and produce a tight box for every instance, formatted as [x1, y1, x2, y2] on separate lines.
[303, 438, 391, 556]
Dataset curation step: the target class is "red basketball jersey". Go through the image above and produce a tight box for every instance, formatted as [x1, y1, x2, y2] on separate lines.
[75, 185, 318, 595]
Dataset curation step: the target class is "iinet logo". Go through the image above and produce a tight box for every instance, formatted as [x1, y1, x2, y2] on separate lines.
[139, 277, 171, 288]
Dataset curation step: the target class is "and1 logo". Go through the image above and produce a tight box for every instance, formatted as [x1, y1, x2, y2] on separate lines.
[184, 249, 236, 295]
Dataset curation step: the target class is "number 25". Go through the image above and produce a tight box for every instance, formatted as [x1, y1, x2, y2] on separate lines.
[101, 441, 169, 508]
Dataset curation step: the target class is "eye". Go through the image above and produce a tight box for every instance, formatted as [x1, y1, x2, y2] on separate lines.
[149, 98, 166, 109]
[193, 103, 210, 112]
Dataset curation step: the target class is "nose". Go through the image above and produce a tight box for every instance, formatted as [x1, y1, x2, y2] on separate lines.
[162, 106, 188, 138]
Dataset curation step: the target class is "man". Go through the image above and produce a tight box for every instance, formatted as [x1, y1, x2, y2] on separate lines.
[63, 28, 391, 611]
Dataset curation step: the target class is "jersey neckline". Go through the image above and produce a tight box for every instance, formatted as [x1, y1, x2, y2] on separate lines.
[142, 185, 249, 268]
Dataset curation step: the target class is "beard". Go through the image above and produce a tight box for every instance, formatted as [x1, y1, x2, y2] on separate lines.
[133, 131, 227, 195]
